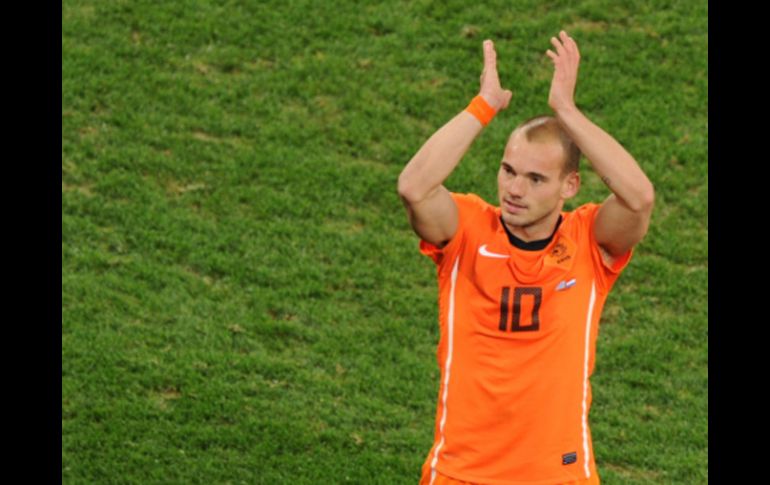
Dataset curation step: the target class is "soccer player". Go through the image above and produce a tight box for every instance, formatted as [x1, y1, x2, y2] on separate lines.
[398, 31, 655, 485]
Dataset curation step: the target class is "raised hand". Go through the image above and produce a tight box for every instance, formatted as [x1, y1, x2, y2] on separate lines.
[546, 31, 580, 113]
[479, 40, 513, 112]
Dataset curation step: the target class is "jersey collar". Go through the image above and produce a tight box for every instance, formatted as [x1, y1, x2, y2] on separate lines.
[499, 214, 563, 251]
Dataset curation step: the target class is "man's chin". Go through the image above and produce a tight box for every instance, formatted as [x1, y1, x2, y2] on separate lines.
[501, 212, 528, 228]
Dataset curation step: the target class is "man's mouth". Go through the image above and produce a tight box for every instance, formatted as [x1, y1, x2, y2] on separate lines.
[504, 199, 527, 213]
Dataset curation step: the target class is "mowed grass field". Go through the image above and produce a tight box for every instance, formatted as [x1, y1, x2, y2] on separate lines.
[62, 1, 707, 483]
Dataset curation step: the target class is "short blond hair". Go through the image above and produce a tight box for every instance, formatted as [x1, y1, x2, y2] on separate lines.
[511, 115, 581, 176]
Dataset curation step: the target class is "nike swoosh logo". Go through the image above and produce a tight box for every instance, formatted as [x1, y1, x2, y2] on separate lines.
[479, 244, 509, 259]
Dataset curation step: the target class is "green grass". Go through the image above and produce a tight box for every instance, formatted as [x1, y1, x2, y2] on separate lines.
[63, 0, 707, 483]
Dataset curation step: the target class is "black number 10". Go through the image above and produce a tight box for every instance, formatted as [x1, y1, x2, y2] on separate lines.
[498, 287, 542, 332]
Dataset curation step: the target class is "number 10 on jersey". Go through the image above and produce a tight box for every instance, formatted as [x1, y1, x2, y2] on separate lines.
[498, 287, 542, 332]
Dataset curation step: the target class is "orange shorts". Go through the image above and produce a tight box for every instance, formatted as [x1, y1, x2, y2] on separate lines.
[420, 465, 601, 485]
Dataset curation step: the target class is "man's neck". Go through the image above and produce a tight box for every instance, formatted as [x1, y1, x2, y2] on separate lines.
[501, 210, 563, 250]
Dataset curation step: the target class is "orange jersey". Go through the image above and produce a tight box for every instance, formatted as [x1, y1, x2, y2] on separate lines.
[418, 193, 632, 485]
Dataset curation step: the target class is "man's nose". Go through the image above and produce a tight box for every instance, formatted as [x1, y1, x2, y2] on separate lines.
[506, 175, 526, 197]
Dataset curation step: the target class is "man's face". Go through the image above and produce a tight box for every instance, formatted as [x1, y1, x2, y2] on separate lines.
[497, 132, 578, 237]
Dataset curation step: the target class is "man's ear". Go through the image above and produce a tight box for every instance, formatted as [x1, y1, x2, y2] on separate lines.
[561, 171, 580, 199]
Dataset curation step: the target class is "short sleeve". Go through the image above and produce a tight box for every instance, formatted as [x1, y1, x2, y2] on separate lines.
[579, 203, 634, 292]
[418, 193, 485, 271]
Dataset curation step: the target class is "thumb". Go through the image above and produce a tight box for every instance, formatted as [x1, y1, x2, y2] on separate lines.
[500, 89, 513, 110]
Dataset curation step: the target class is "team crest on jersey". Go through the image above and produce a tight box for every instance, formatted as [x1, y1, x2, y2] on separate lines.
[545, 236, 576, 270]
[551, 242, 569, 262]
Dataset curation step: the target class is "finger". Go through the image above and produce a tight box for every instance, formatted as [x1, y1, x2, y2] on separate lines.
[560, 31, 579, 57]
[566, 35, 580, 59]
[483, 39, 497, 70]
[546, 50, 561, 69]
[550, 36, 566, 57]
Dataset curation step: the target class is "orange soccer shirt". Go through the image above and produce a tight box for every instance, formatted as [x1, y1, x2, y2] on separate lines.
[418, 193, 632, 485]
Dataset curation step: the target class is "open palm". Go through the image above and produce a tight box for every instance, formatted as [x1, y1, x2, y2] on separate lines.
[546, 31, 580, 113]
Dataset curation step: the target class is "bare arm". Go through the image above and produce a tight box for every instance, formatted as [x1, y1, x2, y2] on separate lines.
[546, 31, 655, 260]
[397, 40, 513, 247]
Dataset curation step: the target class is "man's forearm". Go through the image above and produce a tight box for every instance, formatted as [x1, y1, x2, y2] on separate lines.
[555, 107, 654, 211]
[397, 110, 485, 203]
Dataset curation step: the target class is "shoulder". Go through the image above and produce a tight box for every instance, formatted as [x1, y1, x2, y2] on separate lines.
[562, 202, 633, 284]
[557, 203, 601, 243]
[450, 192, 497, 219]
[419, 193, 497, 267]
[449, 192, 500, 236]
[563, 202, 601, 223]
[450, 192, 492, 209]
